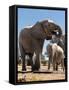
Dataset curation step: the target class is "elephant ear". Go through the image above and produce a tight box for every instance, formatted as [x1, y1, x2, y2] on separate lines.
[41, 20, 48, 26]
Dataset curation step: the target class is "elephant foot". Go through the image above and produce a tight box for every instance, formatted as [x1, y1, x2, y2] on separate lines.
[22, 68, 26, 71]
[32, 69, 39, 72]
[56, 68, 58, 71]
[31, 65, 40, 72]
[55, 65, 58, 71]
[48, 67, 50, 70]
[31, 66, 36, 72]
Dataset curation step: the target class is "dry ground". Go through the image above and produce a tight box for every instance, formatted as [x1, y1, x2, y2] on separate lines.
[17, 64, 65, 82]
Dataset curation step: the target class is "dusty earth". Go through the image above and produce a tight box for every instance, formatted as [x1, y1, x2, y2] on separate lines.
[17, 64, 65, 82]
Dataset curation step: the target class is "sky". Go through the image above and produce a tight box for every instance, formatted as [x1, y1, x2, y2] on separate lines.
[18, 8, 65, 56]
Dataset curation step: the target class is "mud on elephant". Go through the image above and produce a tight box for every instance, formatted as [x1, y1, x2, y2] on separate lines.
[19, 20, 62, 71]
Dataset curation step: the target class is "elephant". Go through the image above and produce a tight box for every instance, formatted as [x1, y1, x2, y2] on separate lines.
[47, 43, 65, 71]
[19, 20, 62, 71]
[48, 34, 66, 70]
[50, 35, 65, 52]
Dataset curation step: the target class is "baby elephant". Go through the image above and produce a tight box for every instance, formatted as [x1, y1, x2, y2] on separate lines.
[47, 43, 65, 71]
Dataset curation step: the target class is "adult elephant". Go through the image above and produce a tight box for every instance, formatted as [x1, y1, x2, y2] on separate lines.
[19, 20, 62, 71]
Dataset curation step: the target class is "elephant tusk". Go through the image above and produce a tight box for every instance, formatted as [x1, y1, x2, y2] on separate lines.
[53, 30, 58, 32]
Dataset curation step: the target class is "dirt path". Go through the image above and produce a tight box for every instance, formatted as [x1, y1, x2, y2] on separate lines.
[17, 65, 65, 82]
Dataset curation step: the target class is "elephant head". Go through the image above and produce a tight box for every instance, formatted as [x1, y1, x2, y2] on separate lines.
[40, 20, 62, 40]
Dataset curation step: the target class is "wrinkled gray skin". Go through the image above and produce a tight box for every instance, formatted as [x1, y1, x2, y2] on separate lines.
[50, 35, 65, 52]
[19, 20, 62, 71]
[47, 35, 65, 71]
[47, 43, 65, 71]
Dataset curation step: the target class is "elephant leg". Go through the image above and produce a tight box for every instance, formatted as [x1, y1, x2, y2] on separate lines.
[28, 54, 34, 71]
[53, 62, 56, 71]
[48, 56, 51, 70]
[53, 53, 57, 71]
[31, 53, 37, 71]
[27, 58, 31, 66]
[55, 63, 58, 71]
[34, 53, 40, 71]
[61, 59, 65, 71]
[64, 58, 66, 71]
[32, 52, 40, 71]
[35, 57, 40, 70]
[19, 43, 26, 71]
[22, 55, 26, 71]
[53, 59, 56, 71]
[48, 61, 50, 70]
[48, 59, 51, 70]
[32, 39, 42, 71]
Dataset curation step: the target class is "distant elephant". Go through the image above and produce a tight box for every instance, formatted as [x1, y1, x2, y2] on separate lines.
[19, 20, 62, 71]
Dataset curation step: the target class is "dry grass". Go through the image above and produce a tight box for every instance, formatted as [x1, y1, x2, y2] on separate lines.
[17, 64, 65, 82]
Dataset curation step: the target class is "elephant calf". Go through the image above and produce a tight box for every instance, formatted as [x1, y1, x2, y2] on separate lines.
[47, 43, 65, 71]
